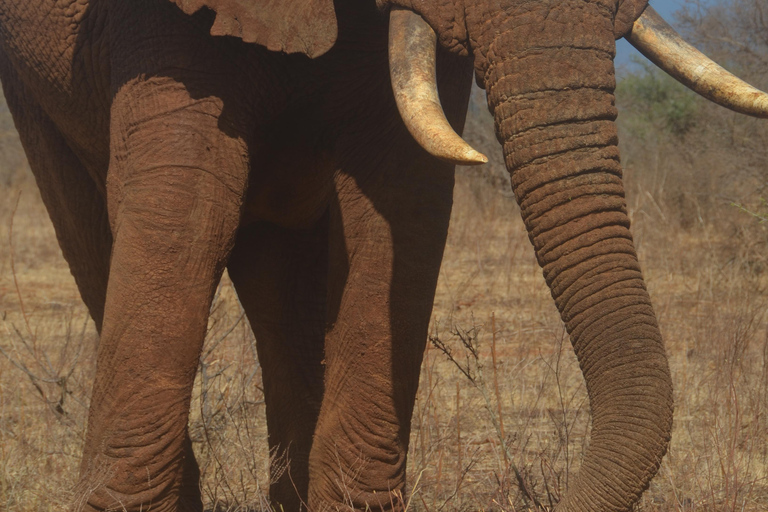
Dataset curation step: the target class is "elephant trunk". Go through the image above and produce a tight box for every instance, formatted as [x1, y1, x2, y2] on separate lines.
[480, 5, 674, 511]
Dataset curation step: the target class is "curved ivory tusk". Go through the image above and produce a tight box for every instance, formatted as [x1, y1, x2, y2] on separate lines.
[388, 8, 488, 165]
[627, 5, 768, 118]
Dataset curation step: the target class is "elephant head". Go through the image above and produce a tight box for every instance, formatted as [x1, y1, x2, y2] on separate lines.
[382, 1, 768, 510]
[384, 0, 768, 508]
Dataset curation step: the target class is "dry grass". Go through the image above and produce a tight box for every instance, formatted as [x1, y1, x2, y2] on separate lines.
[1, 142, 767, 511]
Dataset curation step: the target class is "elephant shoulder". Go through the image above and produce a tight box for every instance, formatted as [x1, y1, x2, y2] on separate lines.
[168, 0, 337, 58]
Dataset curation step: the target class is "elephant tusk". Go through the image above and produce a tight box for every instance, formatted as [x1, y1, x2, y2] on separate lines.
[627, 5, 768, 118]
[388, 8, 488, 165]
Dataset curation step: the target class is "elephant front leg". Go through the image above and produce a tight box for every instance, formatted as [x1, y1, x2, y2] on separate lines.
[308, 161, 454, 511]
[72, 78, 250, 512]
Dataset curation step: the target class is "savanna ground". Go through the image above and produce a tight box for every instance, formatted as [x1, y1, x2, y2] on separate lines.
[2, 1, 768, 510]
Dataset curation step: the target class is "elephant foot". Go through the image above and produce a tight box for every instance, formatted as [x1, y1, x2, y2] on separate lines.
[71, 447, 202, 512]
[71, 397, 203, 512]
[306, 424, 409, 512]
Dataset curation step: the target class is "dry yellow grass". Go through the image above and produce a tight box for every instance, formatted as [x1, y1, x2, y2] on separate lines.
[1, 158, 767, 511]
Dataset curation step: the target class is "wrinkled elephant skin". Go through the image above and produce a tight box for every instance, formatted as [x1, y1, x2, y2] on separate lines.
[0, 0, 677, 511]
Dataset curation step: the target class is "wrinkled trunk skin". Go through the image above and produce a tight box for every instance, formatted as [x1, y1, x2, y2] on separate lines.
[476, 1, 674, 510]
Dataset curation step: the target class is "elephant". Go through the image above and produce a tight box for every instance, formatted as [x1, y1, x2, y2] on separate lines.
[1, 0, 766, 510]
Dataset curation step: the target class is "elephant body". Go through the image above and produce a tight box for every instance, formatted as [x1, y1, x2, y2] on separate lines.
[0, 0, 677, 511]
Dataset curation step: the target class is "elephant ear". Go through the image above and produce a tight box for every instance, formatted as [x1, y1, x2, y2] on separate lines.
[169, 0, 337, 58]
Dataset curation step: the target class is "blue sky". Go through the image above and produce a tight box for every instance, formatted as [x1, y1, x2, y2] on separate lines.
[615, 0, 691, 69]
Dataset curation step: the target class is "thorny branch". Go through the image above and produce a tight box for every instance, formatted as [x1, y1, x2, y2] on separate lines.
[429, 316, 544, 510]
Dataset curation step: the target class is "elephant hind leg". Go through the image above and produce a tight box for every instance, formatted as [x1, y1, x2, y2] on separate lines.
[0, 64, 112, 331]
[227, 214, 329, 512]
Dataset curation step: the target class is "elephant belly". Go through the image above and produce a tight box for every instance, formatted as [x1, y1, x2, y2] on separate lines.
[241, 148, 337, 229]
